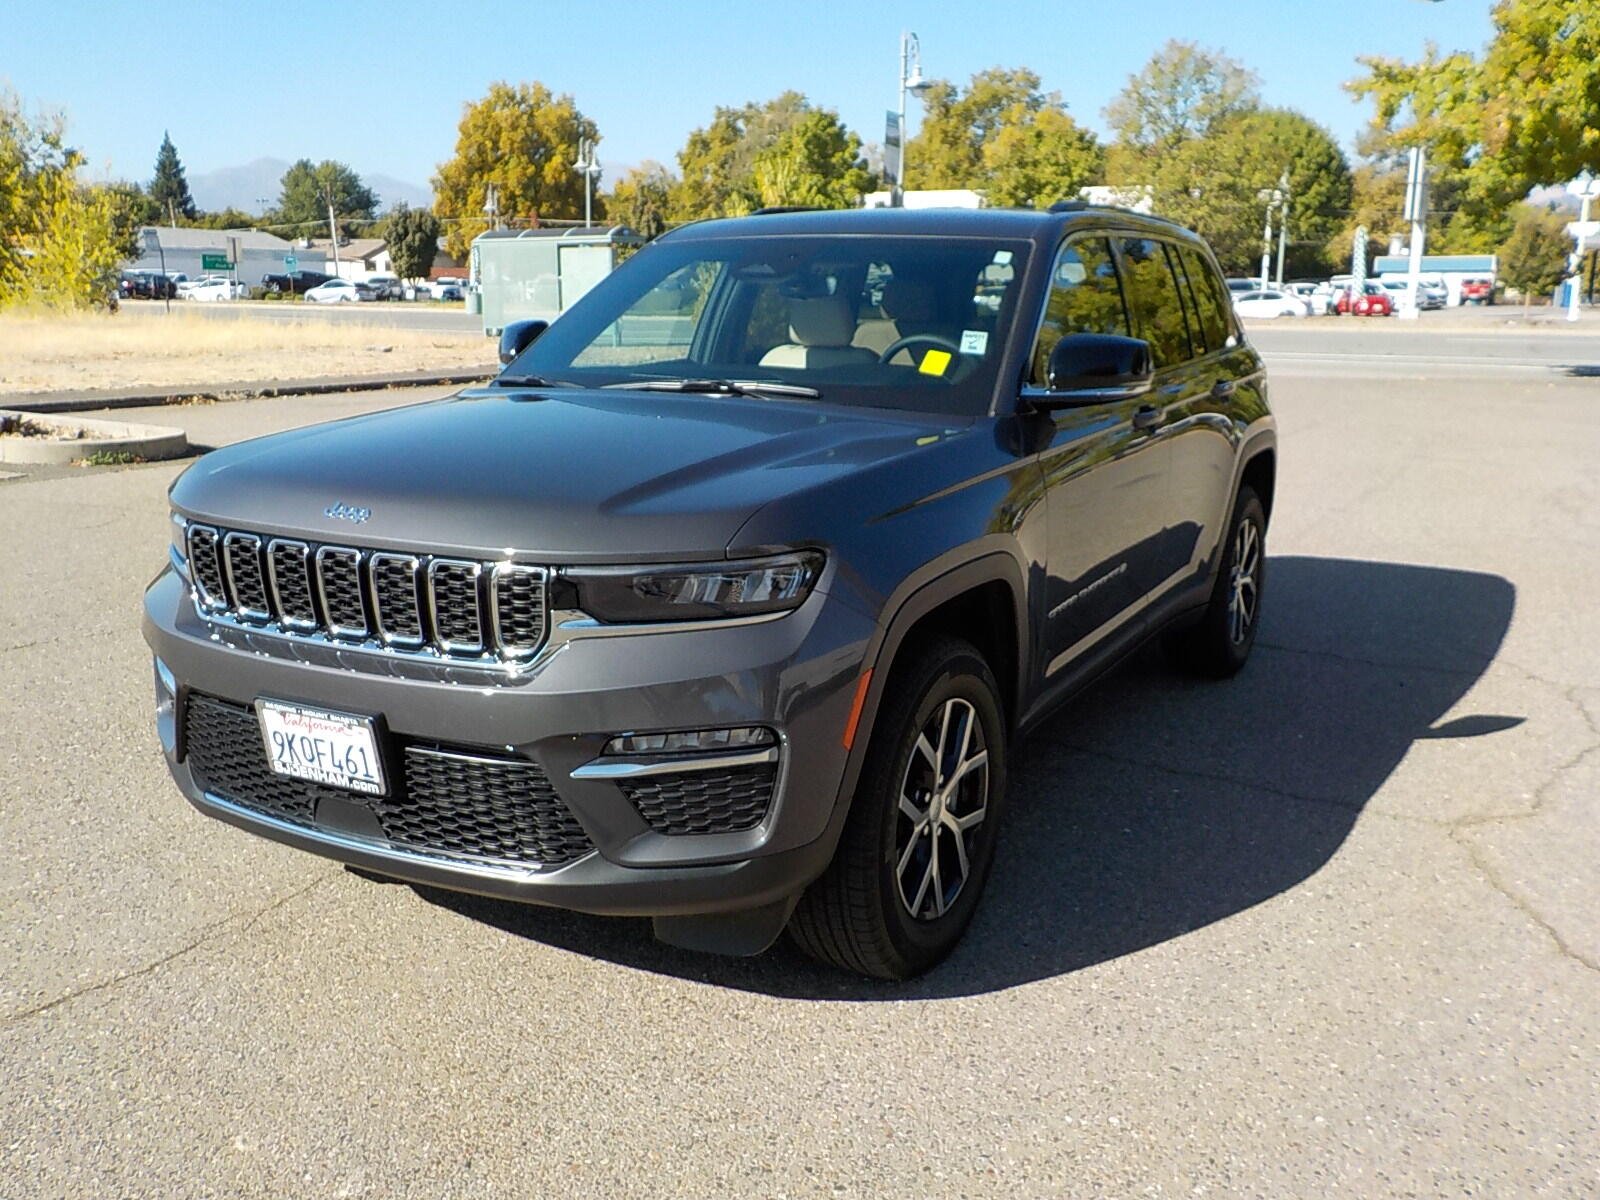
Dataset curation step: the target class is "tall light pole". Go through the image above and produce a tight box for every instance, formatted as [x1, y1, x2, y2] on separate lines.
[1566, 170, 1599, 322]
[895, 31, 932, 206]
[1274, 169, 1291, 288]
[574, 138, 602, 228]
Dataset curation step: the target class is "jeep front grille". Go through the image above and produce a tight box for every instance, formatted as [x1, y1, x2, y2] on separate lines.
[184, 523, 548, 664]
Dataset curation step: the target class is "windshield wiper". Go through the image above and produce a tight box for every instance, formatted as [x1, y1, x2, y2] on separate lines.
[602, 378, 821, 400]
[493, 373, 577, 388]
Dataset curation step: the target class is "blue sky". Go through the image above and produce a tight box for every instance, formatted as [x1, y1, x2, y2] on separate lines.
[2, 0, 1497, 193]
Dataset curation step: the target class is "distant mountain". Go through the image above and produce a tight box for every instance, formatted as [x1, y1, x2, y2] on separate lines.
[189, 157, 430, 214]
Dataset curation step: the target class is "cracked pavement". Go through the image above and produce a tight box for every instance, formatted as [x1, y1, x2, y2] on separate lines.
[1, 361, 1597, 1197]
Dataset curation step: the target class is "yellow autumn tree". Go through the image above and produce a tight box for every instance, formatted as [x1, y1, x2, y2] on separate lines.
[432, 82, 601, 258]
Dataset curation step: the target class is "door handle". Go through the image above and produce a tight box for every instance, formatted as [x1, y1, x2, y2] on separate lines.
[1132, 404, 1162, 432]
[1211, 378, 1237, 399]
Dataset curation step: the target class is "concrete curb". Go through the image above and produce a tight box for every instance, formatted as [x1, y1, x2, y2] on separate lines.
[0, 410, 189, 465]
[0, 370, 496, 415]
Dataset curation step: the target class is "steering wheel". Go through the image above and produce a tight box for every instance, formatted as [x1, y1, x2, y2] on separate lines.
[877, 333, 962, 366]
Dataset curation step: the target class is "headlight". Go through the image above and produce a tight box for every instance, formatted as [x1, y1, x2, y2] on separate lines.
[566, 551, 824, 623]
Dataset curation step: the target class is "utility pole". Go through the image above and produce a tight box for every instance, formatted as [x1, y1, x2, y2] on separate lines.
[1400, 145, 1428, 320]
[1566, 170, 1599, 322]
[574, 138, 601, 228]
[325, 183, 341, 275]
[1274, 169, 1291, 288]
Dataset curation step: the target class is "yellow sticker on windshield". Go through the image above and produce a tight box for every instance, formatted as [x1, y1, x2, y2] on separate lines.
[919, 349, 953, 376]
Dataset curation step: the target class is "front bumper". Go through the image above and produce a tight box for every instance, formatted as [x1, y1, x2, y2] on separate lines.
[143, 567, 874, 917]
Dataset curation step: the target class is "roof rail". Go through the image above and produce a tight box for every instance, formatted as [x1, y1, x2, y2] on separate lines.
[1047, 200, 1092, 213]
[1048, 198, 1153, 219]
[749, 205, 825, 216]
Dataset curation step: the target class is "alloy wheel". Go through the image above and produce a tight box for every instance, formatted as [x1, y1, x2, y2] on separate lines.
[894, 697, 989, 920]
[1228, 520, 1261, 645]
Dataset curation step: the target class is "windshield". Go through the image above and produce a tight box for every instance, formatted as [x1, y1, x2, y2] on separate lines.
[505, 233, 1033, 415]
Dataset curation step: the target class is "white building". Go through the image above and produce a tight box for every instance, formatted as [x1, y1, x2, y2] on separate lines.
[306, 237, 392, 281]
[862, 188, 985, 210]
[132, 226, 327, 285]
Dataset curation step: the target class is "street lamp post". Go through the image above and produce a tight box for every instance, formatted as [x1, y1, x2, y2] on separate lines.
[895, 31, 932, 206]
[1566, 170, 1599, 322]
[574, 138, 602, 228]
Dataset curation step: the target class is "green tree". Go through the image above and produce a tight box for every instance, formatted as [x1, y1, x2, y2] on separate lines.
[983, 107, 1105, 208]
[190, 206, 261, 230]
[1348, 2, 1599, 218]
[1127, 108, 1352, 276]
[1105, 41, 1260, 155]
[272, 159, 378, 238]
[671, 91, 815, 219]
[750, 109, 874, 209]
[149, 131, 196, 222]
[433, 81, 600, 257]
[0, 91, 124, 308]
[1499, 204, 1572, 308]
[905, 67, 1046, 190]
[382, 202, 441, 281]
[608, 161, 677, 239]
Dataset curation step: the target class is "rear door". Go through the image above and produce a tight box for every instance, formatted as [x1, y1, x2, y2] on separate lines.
[1111, 234, 1211, 590]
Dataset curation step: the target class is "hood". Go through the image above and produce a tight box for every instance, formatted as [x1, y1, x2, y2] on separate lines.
[169, 387, 962, 561]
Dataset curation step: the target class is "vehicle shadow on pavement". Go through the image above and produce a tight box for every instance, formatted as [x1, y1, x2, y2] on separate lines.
[417, 555, 1517, 1000]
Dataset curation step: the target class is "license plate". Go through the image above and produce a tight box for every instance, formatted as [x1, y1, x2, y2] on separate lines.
[258, 699, 386, 796]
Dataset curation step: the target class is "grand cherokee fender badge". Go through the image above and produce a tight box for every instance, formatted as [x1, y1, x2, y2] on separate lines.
[324, 502, 372, 524]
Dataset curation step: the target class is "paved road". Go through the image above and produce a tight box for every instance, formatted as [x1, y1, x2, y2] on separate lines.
[2, 363, 1597, 1196]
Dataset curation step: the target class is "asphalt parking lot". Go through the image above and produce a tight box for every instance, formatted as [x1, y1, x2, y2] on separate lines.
[2, 337, 1597, 1196]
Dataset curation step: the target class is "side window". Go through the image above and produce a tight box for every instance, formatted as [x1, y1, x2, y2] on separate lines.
[1180, 247, 1233, 353]
[1160, 242, 1201, 357]
[1116, 237, 1191, 368]
[1029, 237, 1128, 386]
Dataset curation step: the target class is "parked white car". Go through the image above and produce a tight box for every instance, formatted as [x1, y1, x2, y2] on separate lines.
[1233, 289, 1311, 319]
[1380, 279, 1448, 310]
[186, 278, 249, 302]
[304, 279, 375, 303]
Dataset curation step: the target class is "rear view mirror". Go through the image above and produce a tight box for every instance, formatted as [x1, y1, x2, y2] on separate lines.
[498, 319, 549, 365]
[1040, 334, 1154, 404]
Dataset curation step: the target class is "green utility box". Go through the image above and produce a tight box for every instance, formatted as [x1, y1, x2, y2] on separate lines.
[472, 226, 644, 335]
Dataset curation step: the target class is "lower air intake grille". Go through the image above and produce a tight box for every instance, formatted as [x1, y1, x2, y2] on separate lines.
[621, 764, 776, 835]
[182, 694, 593, 868]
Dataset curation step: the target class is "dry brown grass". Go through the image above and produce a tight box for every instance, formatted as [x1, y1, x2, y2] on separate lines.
[0, 307, 495, 395]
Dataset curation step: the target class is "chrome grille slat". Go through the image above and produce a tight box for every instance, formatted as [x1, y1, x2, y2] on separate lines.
[370, 553, 424, 647]
[266, 540, 316, 630]
[315, 546, 367, 639]
[186, 525, 228, 610]
[222, 532, 271, 623]
[491, 564, 548, 659]
[428, 559, 484, 653]
[180, 524, 548, 665]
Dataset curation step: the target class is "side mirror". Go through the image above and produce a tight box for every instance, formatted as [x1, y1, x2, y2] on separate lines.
[498, 319, 549, 365]
[1039, 333, 1154, 404]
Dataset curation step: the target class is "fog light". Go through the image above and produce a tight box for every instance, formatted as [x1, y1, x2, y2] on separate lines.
[603, 727, 775, 756]
[153, 656, 178, 754]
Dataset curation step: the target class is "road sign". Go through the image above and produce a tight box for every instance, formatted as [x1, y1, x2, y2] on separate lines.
[284, 253, 299, 277]
[883, 110, 902, 188]
[201, 253, 232, 271]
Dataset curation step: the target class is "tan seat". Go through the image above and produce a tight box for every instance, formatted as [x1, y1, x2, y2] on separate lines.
[760, 296, 879, 370]
[851, 278, 942, 361]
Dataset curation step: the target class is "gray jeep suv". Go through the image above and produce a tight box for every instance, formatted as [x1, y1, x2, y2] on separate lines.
[144, 205, 1275, 979]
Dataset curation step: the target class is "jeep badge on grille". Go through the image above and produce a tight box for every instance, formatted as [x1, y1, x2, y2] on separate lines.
[324, 502, 371, 524]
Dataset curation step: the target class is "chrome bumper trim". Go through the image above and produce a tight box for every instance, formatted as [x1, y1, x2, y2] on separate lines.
[569, 746, 779, 780]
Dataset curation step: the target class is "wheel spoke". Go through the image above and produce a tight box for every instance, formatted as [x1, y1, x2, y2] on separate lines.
[914, 732, 938, 773]
[928, 832, 946, 917]
[911, 851, 936, 916]
[947, 748, 988, 790]
[944, 813, 971, 882]
[953, 804, 987, 832]
[899, 794, 925, 824]
[933, 703, 954, 784]
[897, 826, 924, 877]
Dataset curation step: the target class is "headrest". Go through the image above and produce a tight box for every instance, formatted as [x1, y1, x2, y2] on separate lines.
[788, 295, 856, 347]
[881, 278, 938, 324]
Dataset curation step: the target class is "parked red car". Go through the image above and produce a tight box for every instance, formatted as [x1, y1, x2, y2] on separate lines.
[1460, 277, 1495, 305]
[1336, 283, 1394, 317]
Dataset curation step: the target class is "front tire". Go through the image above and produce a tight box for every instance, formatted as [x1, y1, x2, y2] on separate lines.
[1165, 486, 1266, 678]
[788, 636, 1008, 979]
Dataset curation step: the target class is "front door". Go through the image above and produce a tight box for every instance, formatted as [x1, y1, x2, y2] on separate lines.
[1028, 236, 1172, 673]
